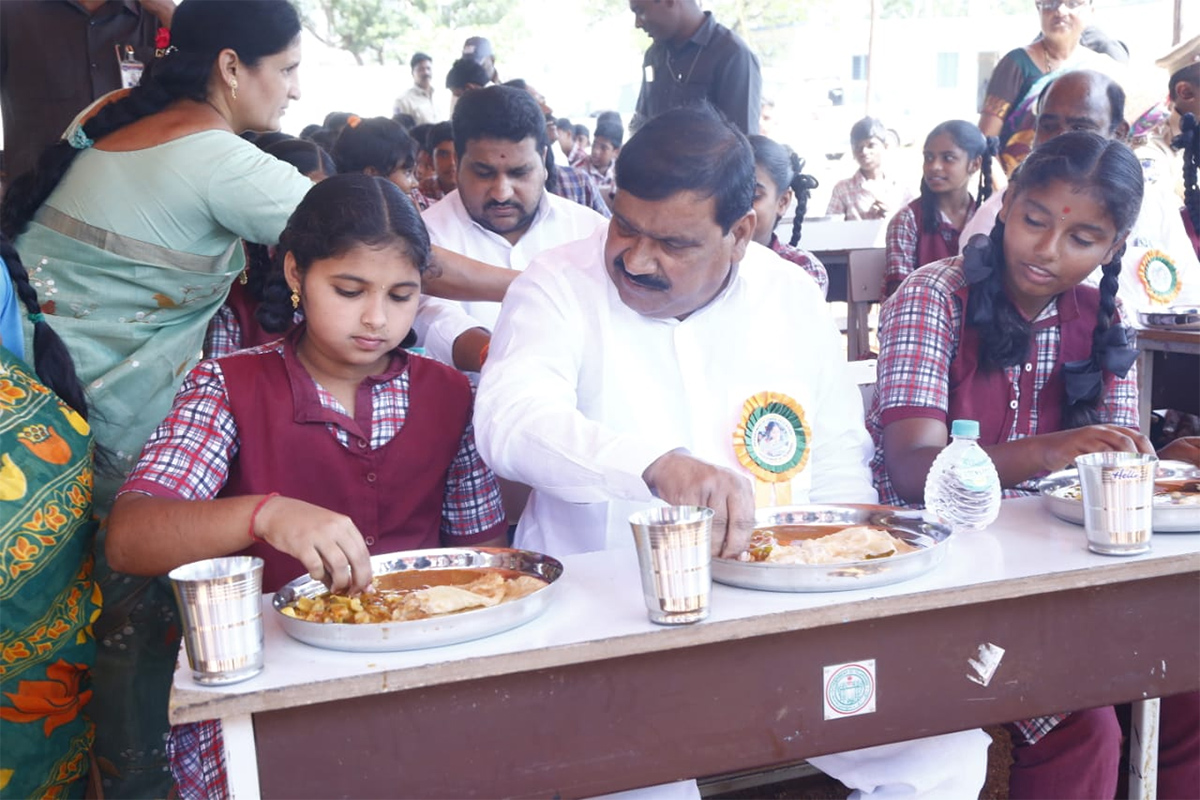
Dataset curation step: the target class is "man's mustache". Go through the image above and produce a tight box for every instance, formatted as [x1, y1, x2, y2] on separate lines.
[614, 254, 669, 291]
[484, 200, 524, 213]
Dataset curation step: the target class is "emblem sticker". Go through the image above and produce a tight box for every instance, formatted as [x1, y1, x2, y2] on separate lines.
[823, 660, 877, 720]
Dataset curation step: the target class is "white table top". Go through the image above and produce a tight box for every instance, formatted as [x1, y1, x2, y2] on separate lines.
[790, 218, 887, 254]
[169, 497, 1200, 724]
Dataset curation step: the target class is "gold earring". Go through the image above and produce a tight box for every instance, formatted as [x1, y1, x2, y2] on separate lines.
[290, 288, 300, 309]
[230, 78, 238, 100]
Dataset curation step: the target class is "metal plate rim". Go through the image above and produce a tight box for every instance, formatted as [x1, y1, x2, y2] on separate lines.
[1137, 305, 1200, 330]
[712, 504, 953, 593]
[1038, 461, 1200, 533]
[271, 547, 563, 652]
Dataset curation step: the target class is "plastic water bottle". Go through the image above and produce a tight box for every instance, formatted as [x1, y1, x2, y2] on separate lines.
[923, 419, 1002, 531]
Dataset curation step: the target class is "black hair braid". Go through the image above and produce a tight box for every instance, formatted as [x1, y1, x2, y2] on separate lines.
[255, 242, 295, 334]
[918, 175, 938, 235]
[978, 136, 1000, 208]
[243, 243, 274, 303]
[788, 152, 818, 247]
[1063, 246, 1124, 429]
[1177, 115, 1200, 234]
[1, 236, 89, 417]
[967, 220, 1032, 370]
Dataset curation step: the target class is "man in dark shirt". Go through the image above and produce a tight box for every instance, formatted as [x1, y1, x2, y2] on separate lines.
[629, 0, 761, 136]
[0, 0, 172, 184]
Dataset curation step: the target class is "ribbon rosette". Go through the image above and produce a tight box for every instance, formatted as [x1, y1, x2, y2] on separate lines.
[1137, 250, 1181, 305]
[733, 391, 811, 507]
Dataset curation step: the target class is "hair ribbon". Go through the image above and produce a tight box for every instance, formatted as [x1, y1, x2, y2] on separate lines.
[1062, 325, 1138, 406]
[1173, 112, 1198, 151]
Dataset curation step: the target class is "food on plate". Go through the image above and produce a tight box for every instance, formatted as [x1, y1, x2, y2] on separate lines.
[1052, 479, 1200, 506]
[738, 525, 916, 565]
[1154, 479, 1200, 506]
[281, 569, 548, 624]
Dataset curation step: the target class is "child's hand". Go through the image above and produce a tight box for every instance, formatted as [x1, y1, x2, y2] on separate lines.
[252, 497, 374, 594]
[1039, 425, 1155, 473]
[1158, 436, 1200, 467]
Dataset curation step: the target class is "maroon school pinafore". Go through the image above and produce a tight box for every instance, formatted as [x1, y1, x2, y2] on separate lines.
[217, 332, 474, 592]
[910, 199, 962, 270]
[946, 282, 1110, 447]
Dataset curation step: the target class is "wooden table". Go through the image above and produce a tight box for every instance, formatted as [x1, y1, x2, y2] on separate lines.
[1135, 327, 1200, 432]
[170, 499, 1200, 799]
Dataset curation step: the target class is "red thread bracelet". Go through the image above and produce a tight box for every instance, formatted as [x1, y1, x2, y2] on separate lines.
[248, 492, 280, 543]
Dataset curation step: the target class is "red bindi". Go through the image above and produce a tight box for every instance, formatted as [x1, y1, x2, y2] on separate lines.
[1062, 206, 1071, 215]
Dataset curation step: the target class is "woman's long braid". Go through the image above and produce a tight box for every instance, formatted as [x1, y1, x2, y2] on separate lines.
[1177, 114, 1200, 234]
[1062, 245, 1125, 429]
[1, 236, 88, 417]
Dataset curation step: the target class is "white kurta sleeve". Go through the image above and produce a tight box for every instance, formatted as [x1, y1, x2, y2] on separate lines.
[411, 296, 486, 366]
[475, 267, 670, 504]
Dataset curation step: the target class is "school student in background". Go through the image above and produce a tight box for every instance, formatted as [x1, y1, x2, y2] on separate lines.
[748, 134, 828, 296]
[331, 115, 421, 199]
[884, 121, 996, 298]
[826, 116, 914, 220]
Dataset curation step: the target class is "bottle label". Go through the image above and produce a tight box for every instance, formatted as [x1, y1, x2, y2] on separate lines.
[957, 449, 996, 493]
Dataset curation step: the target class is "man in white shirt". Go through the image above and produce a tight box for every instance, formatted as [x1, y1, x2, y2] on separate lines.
[960, 69, 1200, 319]
[393, 52, 436, 126]
[476, 105, 989, 799]
[415, 84, 607, 370]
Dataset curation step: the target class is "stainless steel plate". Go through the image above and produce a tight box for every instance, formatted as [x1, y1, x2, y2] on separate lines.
[272, 547, 563, 652]
[1039, 461, 1200, 533]
[1138, 306, 1200, 330]
[711, 505, 952, 593]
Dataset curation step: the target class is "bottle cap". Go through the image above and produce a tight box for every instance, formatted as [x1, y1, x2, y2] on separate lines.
[950, 419, 980, 438]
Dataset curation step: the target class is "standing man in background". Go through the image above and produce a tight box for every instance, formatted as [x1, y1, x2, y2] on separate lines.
[394, 52, 437, 126]
[0, 0, 175, 186]
[629, 0, 760, 136]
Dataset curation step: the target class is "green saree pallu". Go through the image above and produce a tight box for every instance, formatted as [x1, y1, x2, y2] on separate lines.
[0, 349, 102, 800]
[17, 206, 242, 798]
[19, 206, 242, 511]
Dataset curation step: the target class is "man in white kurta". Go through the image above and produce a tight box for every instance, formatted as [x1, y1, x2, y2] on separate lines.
[478, 224, 874, 554]
[412, 85, 607, 368]
[476, 105, 989, 800]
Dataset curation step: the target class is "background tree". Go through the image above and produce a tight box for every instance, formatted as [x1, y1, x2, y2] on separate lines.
[297, 0, 507, 66]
